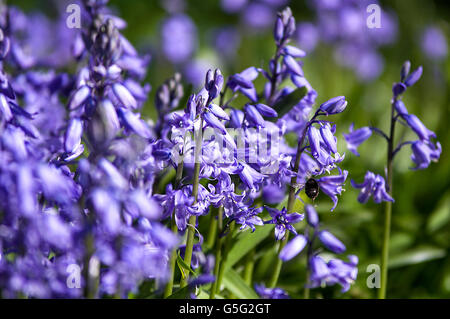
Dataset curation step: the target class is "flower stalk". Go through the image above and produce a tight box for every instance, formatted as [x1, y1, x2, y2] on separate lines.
[378, 98, 397, 299]
[163, 161, 185, 297]
[180, 118, 204, 288]
[269, 113, 319, 288]
[210, 206, 224, 299]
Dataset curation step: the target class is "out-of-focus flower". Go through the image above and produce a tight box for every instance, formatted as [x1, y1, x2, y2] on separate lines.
[161, 14, 197, 64]
[421, 26, 448, 61]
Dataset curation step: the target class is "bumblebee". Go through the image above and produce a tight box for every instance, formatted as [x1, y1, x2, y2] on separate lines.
[304, 178, 319, 200]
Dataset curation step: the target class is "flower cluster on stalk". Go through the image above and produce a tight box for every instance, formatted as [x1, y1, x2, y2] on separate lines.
[280, 205, 358, 292]
[0, 1, 364, 299]
[345, 61, 441, 203]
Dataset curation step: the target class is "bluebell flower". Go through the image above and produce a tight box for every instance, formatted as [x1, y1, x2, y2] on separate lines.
[113, 83, 138, 109]
[233, 206, 264, 232]
[320, 123, 338, 154]
[404, 66, 423, 87]
[317, 169, 348, 211]
[319, 96, 348, 115]
[255, 283, 290, 299]
[410, 140, 442, 170]
[309, 255, 358, 293]
[351, 171, 394, 204]
[279, 234, 307, 261]
[343, 124, 372, 156]
[421, 26, 448, 61]
[64, 118, 83, 153]
[318, 230, 346, 254]
[228, 67, 259, 102]
[264, 206, 304, 240]
[160, 14, 197, 64]
[244, 104, 266, 127]
[305, 204, 319, 228]
[404, 114, 436, 142]
[203, 111, 227, 134]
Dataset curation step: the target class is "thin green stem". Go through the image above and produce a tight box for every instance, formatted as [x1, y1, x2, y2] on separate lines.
[303, 226, 314, 299]
[210, 206, 224, 299]
[378, 99, 397, 299]
[269, 236, 288, 288]
[163, 161, 184, 298]
[180, 118, 203, 288]
[269, 119, 312, 288]
[206, 207, 219, 250]
[215, 221, 235, 295]
[244, 249, 255, 286]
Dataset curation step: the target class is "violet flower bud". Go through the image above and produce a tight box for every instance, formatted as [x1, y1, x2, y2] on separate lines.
[283, 45, 306, 58]
[319, 96, 347, 115]
[394, 100, 408, 115]
[280, 234, 307, 261]
[308, 126, 321, 158]
[404, 66, 423, 87]
[209, 103, 230, 120]
[203, 111, 226, 134]
[118, 108, 152, 138]
[320, 123, 337, 154]
[245, 104, 265, 127]
[254, 103, 278, 117]
[274, 17, 284, 43]
[318, 230, 346, 254]
[305, 204, 319, 227]
[68, 85, 90, 110]
[284, 55, 303, 76]
[0, 94, 12, 121]
[64, 118, 83, 153]
[392, 82, 407, 97]
[400, 60, 411, 82]
[113, 83, 137, 109]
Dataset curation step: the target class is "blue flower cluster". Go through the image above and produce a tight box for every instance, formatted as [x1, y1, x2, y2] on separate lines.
[345, 61, 441, 204]
[280, 205, 358, 292]
[1, 0, 438, 300]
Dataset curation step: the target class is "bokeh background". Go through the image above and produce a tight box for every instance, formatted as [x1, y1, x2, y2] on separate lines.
[12, 0, 450, 298]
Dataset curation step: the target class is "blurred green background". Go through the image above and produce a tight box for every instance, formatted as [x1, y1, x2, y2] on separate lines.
[14, 0, 450, 298]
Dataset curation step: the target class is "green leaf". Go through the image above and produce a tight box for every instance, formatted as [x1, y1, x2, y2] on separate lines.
[195, 289, 225, 299]
[225, 224, 275, 270]
[224, 194, 306, 270]
[222, 268, 259, 299]
[157, 169, 176, 194]
[176, 253, 197, 279]
[388, 246, 446, 269]
[166, 285, 190, 299]
[426, 192, 450, 233]
[273, 86, 308, 117]
[225, 196, 289, 270]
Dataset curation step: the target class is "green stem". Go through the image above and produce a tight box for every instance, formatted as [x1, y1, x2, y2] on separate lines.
[269, 126, 309, 288]
[215, 221, 235, 295]
[210, 206, 224, 299]
[206, 207, 219, 250]
[378, 100, 396, 299]
[244, 249, 256, 286]
[163, 162, 184, 298]
[180, 118, 203, 288]
[303, 226, 313, 299]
